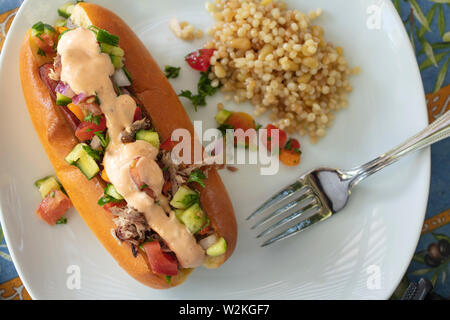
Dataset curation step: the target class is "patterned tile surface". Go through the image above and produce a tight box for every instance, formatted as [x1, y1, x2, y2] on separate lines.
[0, 0, 448, 300]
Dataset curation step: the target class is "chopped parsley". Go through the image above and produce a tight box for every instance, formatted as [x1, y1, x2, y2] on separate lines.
[165, 275, 172, 285]
[50, 191, 55, 198]
[56, 217, 67, 225]
[84, 112, 101, 125]
[187, 169, 207, 188]
[37, 48, 46, 56]
[97, 194, 120, 206]
[94, 131, 110, 149]
[96, 28, 119, 46]
[94, 92, 101, 105]
[123, 67, 133, 83]
[218, 124, 234, 136]
[178, 193, 199, 208]
[138, 238, 154, 251]
[140, 183, 149, 191]
[179, 67, 220, 111]
[164, 65, 181, 79]
[82, 145, 103, 161]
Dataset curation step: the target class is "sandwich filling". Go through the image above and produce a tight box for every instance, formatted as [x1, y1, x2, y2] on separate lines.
[57, 28, 205, 268]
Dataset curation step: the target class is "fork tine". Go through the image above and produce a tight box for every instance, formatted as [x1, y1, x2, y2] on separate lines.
[250, 191, 313, 230]
[261, 210, 331, 247]
[246, 181, 304, 221]
[256, 199, 317, 239]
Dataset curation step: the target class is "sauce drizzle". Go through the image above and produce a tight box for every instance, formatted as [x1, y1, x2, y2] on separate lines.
[58, 28, 205, 268]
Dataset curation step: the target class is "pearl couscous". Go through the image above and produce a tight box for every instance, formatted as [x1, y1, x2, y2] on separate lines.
[169, 17, 204, 41]
[203, 0, 360, 143]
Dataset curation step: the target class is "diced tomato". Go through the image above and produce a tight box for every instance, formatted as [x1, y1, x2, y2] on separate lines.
[103, 201, 127, 212]
[284, 138, 301, 152]
[261, 124, 288, 152]
[197, 224, 212, 236]
[29, 33, 57, 65]
[142, 241, 178, 276]
[225, 112, 257, 147]
[160, 137, 177, 151]
[75, 115, 107, 141]
[279, 149, 301, 166]
[133, 107, 143, 122]
[225, 112, 255, 131]
[185, 49, 215, 72]
[162, 180, 172, 196]
[35, 190, 72, 225]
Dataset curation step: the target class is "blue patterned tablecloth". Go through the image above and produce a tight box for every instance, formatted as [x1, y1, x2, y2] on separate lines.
[0, 0, 448, 300]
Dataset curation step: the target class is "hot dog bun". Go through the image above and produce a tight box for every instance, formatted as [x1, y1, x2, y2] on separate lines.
[19, 2, 237, 289]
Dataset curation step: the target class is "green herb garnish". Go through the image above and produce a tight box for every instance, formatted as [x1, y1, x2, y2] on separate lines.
[178, 67, 220, 111]
[84, 112, 101, 125]
[218, 124, 234, 136]
[97, 195, 120, 206]
[94, 131, 110, 149]
[140, 183, 149, 191]
[164, 65, 181, 79]
[82, 145, 103, 161]
[96, 28, 119, 46]
[165, 275, 172, 285]
[56, 217, 67, 225]
[177, 193, 199, 208]
[138, 238, 154, 251]
[37, 48, 46, 56]
[123, 67, 133, 83]
[187, 169, 207, 188]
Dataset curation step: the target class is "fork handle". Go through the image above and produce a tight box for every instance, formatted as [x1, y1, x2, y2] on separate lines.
[349, 110, 450, 188]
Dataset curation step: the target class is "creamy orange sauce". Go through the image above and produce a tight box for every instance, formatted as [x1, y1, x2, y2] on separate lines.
[57, 28, 205, 268]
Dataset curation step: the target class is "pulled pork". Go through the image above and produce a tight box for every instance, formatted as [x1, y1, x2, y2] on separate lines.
[121, 118, 152, 143]
[110, 206, 150, 245]
[159, 150, 221, 197]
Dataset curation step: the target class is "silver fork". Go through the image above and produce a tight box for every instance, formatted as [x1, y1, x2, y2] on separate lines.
[248, 111, 450, 247]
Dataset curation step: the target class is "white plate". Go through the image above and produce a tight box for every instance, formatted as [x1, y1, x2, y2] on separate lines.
[0, 0, 429, 299]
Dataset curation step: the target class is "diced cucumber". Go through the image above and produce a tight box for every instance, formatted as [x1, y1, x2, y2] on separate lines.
[65, 143, 100, 180]
[58, 2, 75, 19]
[56, 92, 72, 106]
[110, 55, 124, 69]
[170, 186, 198, 209]
[178, 203, 206, 234]
[64, 143, 84, 164]
[105, 184, 123, 200]
[31, 22, 56, 38]
[75, 154, 100, 180]
[100, 43, 124, 57]
[55, 19, 67, 27]
[174, 209, 184, 220]
[34, 176, 61, 198]
[206, 237, 227, 257]
[136, 130, 159, 149]
[215, 109, 232, 125]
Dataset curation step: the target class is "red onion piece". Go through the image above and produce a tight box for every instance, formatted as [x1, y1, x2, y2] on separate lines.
[55, 81, 75, 98]
[113, 68, 131, 87]
[199, 234, 218, 250]
[72, 93, 87, 105]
